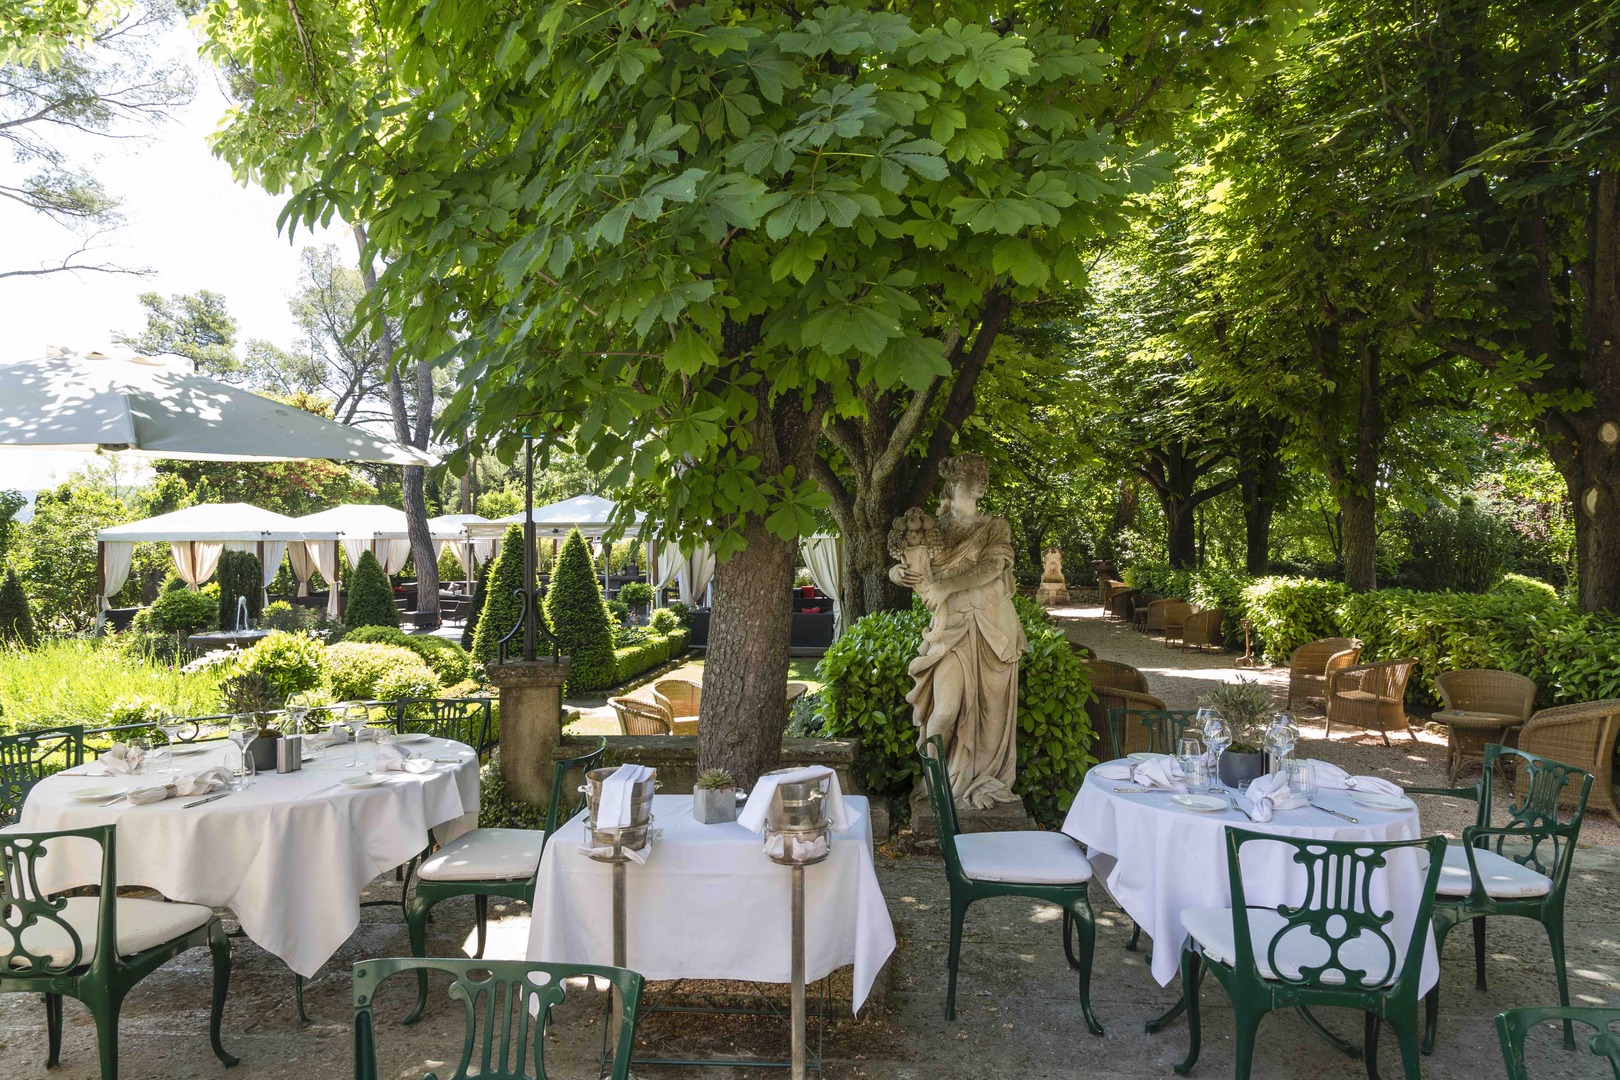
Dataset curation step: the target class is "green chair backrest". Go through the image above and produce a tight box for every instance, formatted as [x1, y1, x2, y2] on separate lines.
[0, 726, 84, 826]
[1496, 1006, 1620, 1079]
[392, 697, 492, 753]
[919, 735, 966, 880]
[1107, 708, 1199, 758]
[1225, 827, 1445, 994]
[542, 738, 607, 845]
[0, 824, 118, 975]
[1475, 744, 1592, 882]
[352, 957, 644, 1080]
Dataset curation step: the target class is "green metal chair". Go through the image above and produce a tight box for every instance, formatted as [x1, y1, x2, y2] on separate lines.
[0, 825, 236, 1078]
[1405, 743, 1593, 1054]
[919, 734, 1103, 1035]
[391, 697, 493, 755]
[0, 725, 84, 826]
[403, 737, 608, 1024]
[1495, 1006, 1620, 1078]
[355, 957, 642, 1080]
[1107, 708, 1201, 759]
[1168, 827, 1446, 1080]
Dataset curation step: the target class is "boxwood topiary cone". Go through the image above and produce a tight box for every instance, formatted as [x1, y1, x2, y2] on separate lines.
[0, 566, 38, 648]
[216, 549, 264, 630]
[343, 550, 400, 629]
[461, 557, 493, 651]
[543, 529, 618, 693]
[471, 524, 527, 664]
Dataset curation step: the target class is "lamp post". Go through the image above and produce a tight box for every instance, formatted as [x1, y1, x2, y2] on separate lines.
[522, 431, 537, 662]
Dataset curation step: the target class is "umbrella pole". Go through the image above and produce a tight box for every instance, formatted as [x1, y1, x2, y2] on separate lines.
[522, 434, 536, 662]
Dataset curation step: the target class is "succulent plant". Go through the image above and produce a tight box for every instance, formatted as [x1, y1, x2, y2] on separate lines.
[695, 768, 736, 790]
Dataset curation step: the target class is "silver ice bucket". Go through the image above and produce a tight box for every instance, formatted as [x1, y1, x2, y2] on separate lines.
[581, 767, 657, 828]
[763, 770, 829, 831]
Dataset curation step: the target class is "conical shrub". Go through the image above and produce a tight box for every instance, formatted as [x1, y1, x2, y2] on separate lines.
[544, 529, 618, 692]
[461, 557, 492, 651]
[216, 549, 263, 630]
[343, 550, 399, 629]
[472, 524, 527, 664]
[0, 567, 37, 648]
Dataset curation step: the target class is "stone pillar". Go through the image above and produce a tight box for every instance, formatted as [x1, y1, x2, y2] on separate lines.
[487, 657, 571, 807]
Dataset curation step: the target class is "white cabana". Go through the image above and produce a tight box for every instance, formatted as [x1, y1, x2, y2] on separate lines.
[801, 534, 846, 636]
[293, 505, 412, 575]
[428, 513, 492, 576]
[464, 493, 644, 541]
[94, 503, 305, 610]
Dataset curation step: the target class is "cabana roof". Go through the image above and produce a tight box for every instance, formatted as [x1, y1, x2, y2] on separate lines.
[464, 494, 644, 540]
[96, 503, 305, 543]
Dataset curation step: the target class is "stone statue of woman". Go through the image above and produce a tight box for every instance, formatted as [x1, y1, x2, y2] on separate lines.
[888, 453, 1028, 809]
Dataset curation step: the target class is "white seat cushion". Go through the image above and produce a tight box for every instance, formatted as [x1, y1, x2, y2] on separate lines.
[1182, 907, 1401, 987]
[418, 828, 544, 883]
[953, 831, 1092, 885]
[1438, 844, 1552, 899]
[1, 896, 213, 970]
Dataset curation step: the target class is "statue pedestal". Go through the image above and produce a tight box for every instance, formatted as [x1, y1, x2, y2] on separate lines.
[487, 657, 571, 808]
[909, 781, 1035, 841]
[1035, 581, 1071, 606]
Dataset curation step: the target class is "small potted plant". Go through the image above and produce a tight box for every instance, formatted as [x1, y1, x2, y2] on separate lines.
[693, 768, 739, 824]
[1202, 679, 1274, 788]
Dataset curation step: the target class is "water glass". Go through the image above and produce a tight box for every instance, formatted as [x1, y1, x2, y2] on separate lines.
[1175, 734, 1204, 780]
[129, 737, 151, 776]
[1285, 759, 1317, 801]
[372, 728, 393, 771]
[1182, 755, 1211, 793]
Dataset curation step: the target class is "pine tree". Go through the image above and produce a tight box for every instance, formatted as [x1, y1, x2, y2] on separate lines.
[0, 566, 38, 648]
[343, 550, 400, 629]
[471, 524, 527, 664]
[216, 550, 264, 631]
[543, 529, 618, 692]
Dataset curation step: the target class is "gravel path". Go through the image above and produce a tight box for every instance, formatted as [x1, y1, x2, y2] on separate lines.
[1049, 603, 1620, 847]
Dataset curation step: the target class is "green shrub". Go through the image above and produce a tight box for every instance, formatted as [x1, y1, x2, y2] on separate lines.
[649, 607, 681, 634]
[472, 525, 526, 664]
[0, 566, 37, 648]
[345, 625, 476, 687]
[1241, 576, 1351, 663]
[817, 597, 1096, 827]
[136, 588, 219, 637]
[234, 630, 326, 704]
[1491, 573, 1559, 602]
[324, 641, 434, 700]
[161, 570, 188, 593]
[1399, 497, 1514, 593]
[606, 598, 630, 626]
[375, 662, 441, 701]
[478, 749, 545, 829]
[544, 530, 618, 693]
[612, 629, 691, 683]
[436, 545, 464, 584]
[462, 558, 492, 650]
[617, 581, 653, 606]
[215, 549, 263, 631]
[667, 600, 692, 626]
[343, 550, 399, 629]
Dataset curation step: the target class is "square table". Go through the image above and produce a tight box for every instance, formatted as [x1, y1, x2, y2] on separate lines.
[526, 793, 894, 1013]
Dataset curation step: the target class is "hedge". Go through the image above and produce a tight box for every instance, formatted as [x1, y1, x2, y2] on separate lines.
[343, 550, 399, 629]
[1241, 577, 1351, 663]
[134, 588, 218, 638]
[612, 628, 692, 684]
[343, 624, 474, 686]
[543, 529, 617, 693]
[815, 596, 1097, 827]
[215, 549, 263, 631]
[325, 641, 435, 700]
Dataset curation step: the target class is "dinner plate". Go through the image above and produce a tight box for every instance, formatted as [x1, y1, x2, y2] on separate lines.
[72, 785, 127, 803]
[1350, 792, 1414, 811]
[169, 744, 212, 757]
[395, 734, 432, 745]
[1170, 793, 1228, 812]
[1128, 752, 1171, 764]
[339, 774, 389, 789]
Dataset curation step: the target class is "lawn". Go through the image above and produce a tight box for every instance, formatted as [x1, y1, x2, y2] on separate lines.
[0, 638, 225, 733]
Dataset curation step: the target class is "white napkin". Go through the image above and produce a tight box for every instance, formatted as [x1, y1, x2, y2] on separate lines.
[372, 744, 434, 775]
[596, 763, 654, 830]
[125, 768, 231, 804]
[1093, 763, 1133, 781]
[764, 831, 831, 863]
[737, 765, 850, 834]
[1245, 771, 1307, 822]
[96, 743, 147, 775]
[1306, 760, 1405, 797]
[1131, 758, 1186, 792]
[577, 829, 660, 865]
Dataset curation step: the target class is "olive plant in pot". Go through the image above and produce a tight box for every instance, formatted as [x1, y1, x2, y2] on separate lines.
[693, 768, 738, 824]
[1202, 679, 1275, 788]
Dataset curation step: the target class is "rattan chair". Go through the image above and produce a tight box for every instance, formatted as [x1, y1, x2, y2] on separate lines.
[1161, 600, 1193, 647]
[1515, 699, 1620, 823]
[1067, 639, 1096, 659]
[1080, 658, 1151, 695]
[1099, 579, 1129, 613]
[1181, 609, 1224, 651]
[1106, 588, 1139, 620]
[1287, 637, 1364, 711]
[1133, 595, 1164, 632]
[608, 696, 673, 736]
[1325, 658, 1420, 744]
[1088, 687, 1169, 757]
[1434, 669, 1537, 784]
[653, 677, 702, 718]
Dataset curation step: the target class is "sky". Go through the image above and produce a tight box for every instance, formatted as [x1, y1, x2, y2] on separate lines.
[2, 19, 340, 492]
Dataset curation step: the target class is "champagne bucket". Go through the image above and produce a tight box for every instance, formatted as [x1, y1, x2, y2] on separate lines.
[764, 771, 830, 831]
[584, 819, 653, 854]
[765, 823, 832, 866]
[581, 767, 657, 828]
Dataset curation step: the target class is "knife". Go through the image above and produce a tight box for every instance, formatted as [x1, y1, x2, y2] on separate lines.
[183, 792, 231, 808]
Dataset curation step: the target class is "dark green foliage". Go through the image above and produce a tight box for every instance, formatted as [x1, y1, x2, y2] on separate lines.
[461, 558, 492, 650]
[162, 571, 188, 593]
[135, 588, 218, 637]
[616, 581, 653, 606]
[0, 567, 37, 648]
[471, 525, 526, 665]
[343, 550, 399, 629]
[215, 549, 263, 631]
[344, 624, 473, 685]
[478, 749, 545, 830]
[1241, 576, 1352, 663]
[220, 671, 279, 714]
[612, 628, 691, 685]
[1398, 498, 1514, 593]
[666, 600, 692, 626]
[606, 598, 630, 626]
[817, 597, 1097, 827]
[543, 530, 617, 693]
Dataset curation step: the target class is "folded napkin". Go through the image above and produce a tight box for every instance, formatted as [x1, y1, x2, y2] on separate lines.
[738, 765, 851, 834]
[125, 767, 231, 804]
[765, 831, 830, 863]
[96, 742, 148, 776]
[372, 745, 434, 775]
[1092, 763, 1133, 782]
[1244, 770, 1307, 822]
[596, 763, 654, 830]
[1131, 758, 1187, 792]
[1306, 760, 1405, 797]
[577, 828, 661, 865]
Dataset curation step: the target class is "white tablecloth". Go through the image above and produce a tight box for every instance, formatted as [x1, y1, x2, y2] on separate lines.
[528, 793, 894, 1013]
[20, 736, 480, 978]
[1062, 761, 1438, 992]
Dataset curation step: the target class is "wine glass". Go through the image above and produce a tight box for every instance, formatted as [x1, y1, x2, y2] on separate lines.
[226, 714, 258, 790]
[344, 703, 370, 767]
[154, 712, 185, 774]
[283, 693, 311, 737]
[1202, 715, 1232, 790]
[1264, 712, 1298, 770]
[1176, 733, 1206, 792]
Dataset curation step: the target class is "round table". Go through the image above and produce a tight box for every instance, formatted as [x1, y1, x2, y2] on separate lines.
[1062, 759, 1438, 994]
[20, 735, 480, 978]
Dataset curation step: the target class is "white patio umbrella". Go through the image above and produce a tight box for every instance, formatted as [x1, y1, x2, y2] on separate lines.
[0, 352, 436, 466]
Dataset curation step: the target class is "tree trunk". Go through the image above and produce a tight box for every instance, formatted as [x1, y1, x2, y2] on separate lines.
[1341, 488, 1377, 592]
[1242, 497, 1274, 577]
[845, 512, 908, 621]
[1547, 414, 1620, 611]
[1164, 497, 1197, 569]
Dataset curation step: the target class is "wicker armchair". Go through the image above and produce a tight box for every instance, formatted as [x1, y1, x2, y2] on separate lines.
[1516, 699, 1620, 822]
[608, 696, 673, 736]
[1325, 658, 1419, 744]
[1140, 597, 1171, 634]
[1160, 600, 1193, 646]
[1099, 579, 1128, 612]
[1180, 608, 1224, 650]
[1434, 669, 1538, 783]
[1079, 658, 1150, 695]
[653, 678, 702, 718]
[1067, 639, 1095, 660]
[1287, 637, 1364, 711]
[1087, 687, 1169, 757]
[1105, 588, 1139, 620]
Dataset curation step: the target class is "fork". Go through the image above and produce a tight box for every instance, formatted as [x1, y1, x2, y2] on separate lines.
[1227, 796, 1255, 821]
